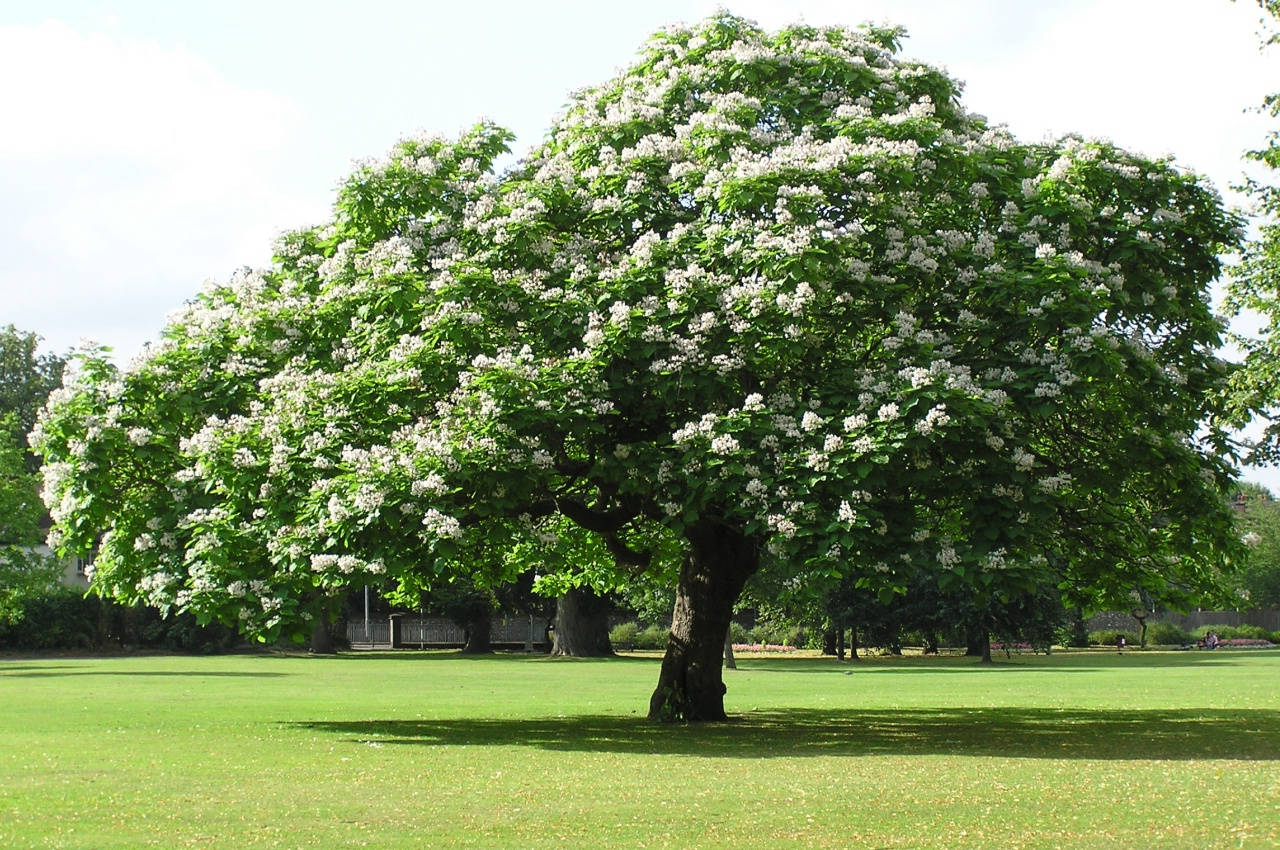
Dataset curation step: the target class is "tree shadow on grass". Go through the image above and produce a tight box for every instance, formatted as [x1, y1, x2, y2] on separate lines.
[291, 706, 1280, 761]
[735, 653, 1265, 674]
[0, 669, 287, 678]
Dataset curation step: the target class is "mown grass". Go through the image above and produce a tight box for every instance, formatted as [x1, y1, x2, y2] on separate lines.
[2, 649, 1278, 849]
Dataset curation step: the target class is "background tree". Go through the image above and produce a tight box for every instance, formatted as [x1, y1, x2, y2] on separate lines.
[1226, 1, 1280, 459]
[1233, 482, 1280, 608]
[0, 326, 65, 470]
[0, 414, 62, 622]
[37, 15, 1244, 722]
[0, 326, 66, 623]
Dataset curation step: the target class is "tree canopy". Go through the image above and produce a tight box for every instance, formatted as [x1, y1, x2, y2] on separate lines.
[0, 326, 65, 622]
[0, 325, 65, 471]
[35, 15, 1243, 720]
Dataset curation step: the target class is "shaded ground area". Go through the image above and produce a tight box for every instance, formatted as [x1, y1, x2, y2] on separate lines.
[294, 706, 1280, 761]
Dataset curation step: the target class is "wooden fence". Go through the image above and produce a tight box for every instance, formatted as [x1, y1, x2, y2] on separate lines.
[345, 614, 546, 650]
[1087, 609, 1280, 632]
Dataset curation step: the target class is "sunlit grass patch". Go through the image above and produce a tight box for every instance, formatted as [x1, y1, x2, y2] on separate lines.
[1, 649, 1277, 848]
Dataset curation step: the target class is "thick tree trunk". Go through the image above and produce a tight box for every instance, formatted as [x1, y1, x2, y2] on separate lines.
[648, 518, 758, 722]
[460, 614, 492, 654]
[965, 625, 992, 664]
[550, 586, 614, 657]
[822, 629, 837, 656]
[966, 623, 990, 661]
[309, 609, 336, 654]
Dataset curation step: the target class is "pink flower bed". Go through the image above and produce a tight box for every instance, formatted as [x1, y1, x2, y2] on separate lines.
[1222, 638, 1274, 647]
[732, 643, 798, 653]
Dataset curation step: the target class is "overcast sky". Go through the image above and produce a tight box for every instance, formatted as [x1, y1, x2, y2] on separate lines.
[2, 0, 1277, 476]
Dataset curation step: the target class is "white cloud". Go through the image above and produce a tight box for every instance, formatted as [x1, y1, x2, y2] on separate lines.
[0, 20, 318, 360]
[0, 20, 291, 161]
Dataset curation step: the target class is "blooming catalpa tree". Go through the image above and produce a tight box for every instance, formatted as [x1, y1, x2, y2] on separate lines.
[36, 15, 1242, 720]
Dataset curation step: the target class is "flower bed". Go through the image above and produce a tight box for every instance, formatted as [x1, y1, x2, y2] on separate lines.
[731, 643, 798, 653]
[1220, 639, 1275, 648]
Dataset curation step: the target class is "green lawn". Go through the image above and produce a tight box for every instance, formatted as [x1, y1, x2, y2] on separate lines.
[2, 649, 1277, 849]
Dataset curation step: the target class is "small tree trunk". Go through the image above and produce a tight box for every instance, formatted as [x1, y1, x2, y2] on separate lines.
[1133, 613, 1148, 649]
[460, 614, 492, 654]
[648, 518, 758, 722]
[551, 586, 614, 657]
[849, 628, 859, 661]
[723, 627, 736, 670]
[836, 627, 845, 661]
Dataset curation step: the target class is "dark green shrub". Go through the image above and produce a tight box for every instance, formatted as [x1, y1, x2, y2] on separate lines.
[1188, 624, 1267, 641]
[1145, 622, 1192, 646]
[634, 624, 669, 650]
[1088, 629, 1138, 647]
[0, 588, 240, 652]
[1190, 624, 1229, 640]
[728, 621, 748, 643]
[0, 589, 101, 649]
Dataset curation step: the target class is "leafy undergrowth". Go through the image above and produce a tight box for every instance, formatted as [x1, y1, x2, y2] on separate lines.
[1, 650, 1277, 849]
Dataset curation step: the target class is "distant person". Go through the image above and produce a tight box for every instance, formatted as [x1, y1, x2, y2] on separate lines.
[1206, 631, 1219, 650]
[1116, 634, 1125, 654]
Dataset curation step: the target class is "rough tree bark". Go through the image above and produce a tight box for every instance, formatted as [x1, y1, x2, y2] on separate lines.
[648, 518, 758, 722]
[550, 586, 614, 657]
[966, 624, 992, 664]
[723, 627, 736, 670]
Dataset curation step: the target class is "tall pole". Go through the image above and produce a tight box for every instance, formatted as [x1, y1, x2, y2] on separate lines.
[364, 585, 370, 642]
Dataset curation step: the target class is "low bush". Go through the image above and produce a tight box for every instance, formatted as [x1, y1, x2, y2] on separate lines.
[0, 588, 240, 652]
[747, 623, 813, 649]
[633, 623, 669, 650]
[608, 621, 638, 648]
[1144, 622, 1192, 646]
[731, 643, 798, 653]
[1088, 629, 1139, 647]
[1189, 624, 1270, 642]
